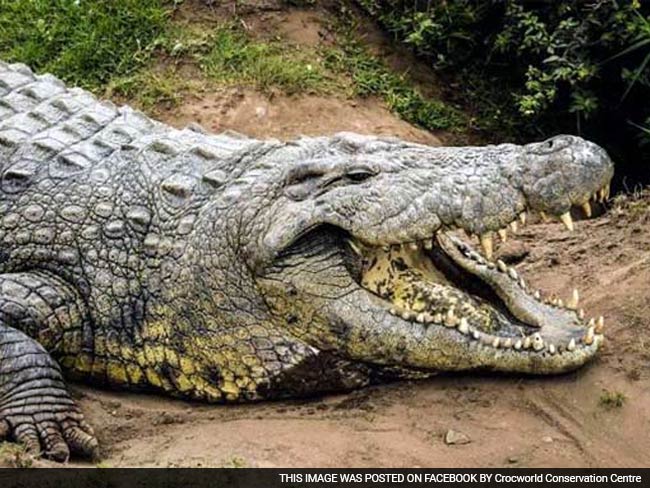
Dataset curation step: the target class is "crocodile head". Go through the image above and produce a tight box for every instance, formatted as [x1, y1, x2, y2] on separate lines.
[251, 133, 614, 375]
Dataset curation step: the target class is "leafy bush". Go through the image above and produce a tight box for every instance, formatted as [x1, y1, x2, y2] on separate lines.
[358, 0, 650, 184]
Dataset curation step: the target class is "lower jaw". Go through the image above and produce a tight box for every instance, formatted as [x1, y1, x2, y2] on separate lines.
[354, 232, 603, 361]
[338, 290, 603, 375]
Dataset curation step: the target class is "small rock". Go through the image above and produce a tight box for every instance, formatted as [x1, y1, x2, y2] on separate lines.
[508, 456, 519, 464]
[444, 429, 471, 445]
[542, 436, 553, 444]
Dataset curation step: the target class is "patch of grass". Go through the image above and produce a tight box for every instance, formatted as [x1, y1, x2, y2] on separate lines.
[106, 66, 199, 111]
[599, 389, 627, 409]
[0, 442, 33, 468]
[0, 1, 468, 134]
[220, 455, 248, 468]
[322, 28, 465, 132]
[198, 24, 328, 94]
[0, 0, 173, 89]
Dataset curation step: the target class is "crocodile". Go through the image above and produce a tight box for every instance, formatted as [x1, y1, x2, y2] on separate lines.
[0, 61, 613, 462]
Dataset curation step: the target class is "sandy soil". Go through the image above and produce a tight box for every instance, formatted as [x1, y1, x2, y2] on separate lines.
[2, 0, 649, 469]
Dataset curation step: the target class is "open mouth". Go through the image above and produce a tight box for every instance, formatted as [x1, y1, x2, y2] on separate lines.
[346, 191, 609, 358]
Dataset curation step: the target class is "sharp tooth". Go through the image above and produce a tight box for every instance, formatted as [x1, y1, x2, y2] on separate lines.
[604, 183, 610, 200]
[567, 289, 579, 309]
[581, 201, 592, 218]
[567, 338, 576, 351]
[584, 326, 595, 345]
[519, 212, 527, 225]
[540, 211, 550, 223]
[508, 268, 518, 280]
[509, 221, 518, 232]
[479, 233, 493, 260]
[497, 260, 507, 273]
[504, 338, 512, 349]
[445, 308, 458, 327]
[498, 228, 507, 242]
[596, 316, 604, 333]
[552, 298, 559, 306]
[548, 344, 556, 354]
[534, 290, 541, 300]
[514, 339, 522, 350]
[588, 318, 595, 328]
[557, 298, 564, 308]
[416, 313, 425, 323]
[433, 313, 442, 323]
[389, 308, 397, 315]
[458, 318, 469, 334]
[348, 239, 362, 255]
[560, 212, 574, 231]
[578, 308, 585, 320]
[402, 311, 411, 320]
[382, 245, 390, 252]
[424, 239, 433, 250]
[519, 278, 526, 289]
[472, 330, 480, 340]
[492, 337, 501, 348]
[409, 242, 419, 251]
[531, 332, 544, 351]
[523, 336, 531, 349]
[598, 187, 606, 202]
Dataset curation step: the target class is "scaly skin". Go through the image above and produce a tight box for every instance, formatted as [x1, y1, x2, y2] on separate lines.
[0, 62, 613, 460]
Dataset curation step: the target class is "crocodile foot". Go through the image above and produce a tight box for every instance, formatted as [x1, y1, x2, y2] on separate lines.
[0, 395, 99, 462]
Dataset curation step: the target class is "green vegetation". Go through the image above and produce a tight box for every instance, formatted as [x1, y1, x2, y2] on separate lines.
[0, 1, 461, 131]
[107, 22, 332, 108]
[323, 29, 464, 131]
[599, 389, 627, 409]
[220, 455, 248, 468]
[199, 24, 327, 94]
[0, 442, 33, 468]
[107, 67, 194, 110]
[358, 0, 650, 183]
[0, 0, 172, 89]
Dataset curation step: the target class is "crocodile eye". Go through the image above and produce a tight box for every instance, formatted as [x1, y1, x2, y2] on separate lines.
[346, 168, 375, 182]
[530, 136, 570, 155]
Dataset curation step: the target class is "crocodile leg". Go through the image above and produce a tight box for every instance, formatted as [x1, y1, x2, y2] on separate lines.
[0, 272, 98, 461]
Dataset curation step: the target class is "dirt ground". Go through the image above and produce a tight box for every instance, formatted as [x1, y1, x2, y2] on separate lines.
[3, 1, 650, 469]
